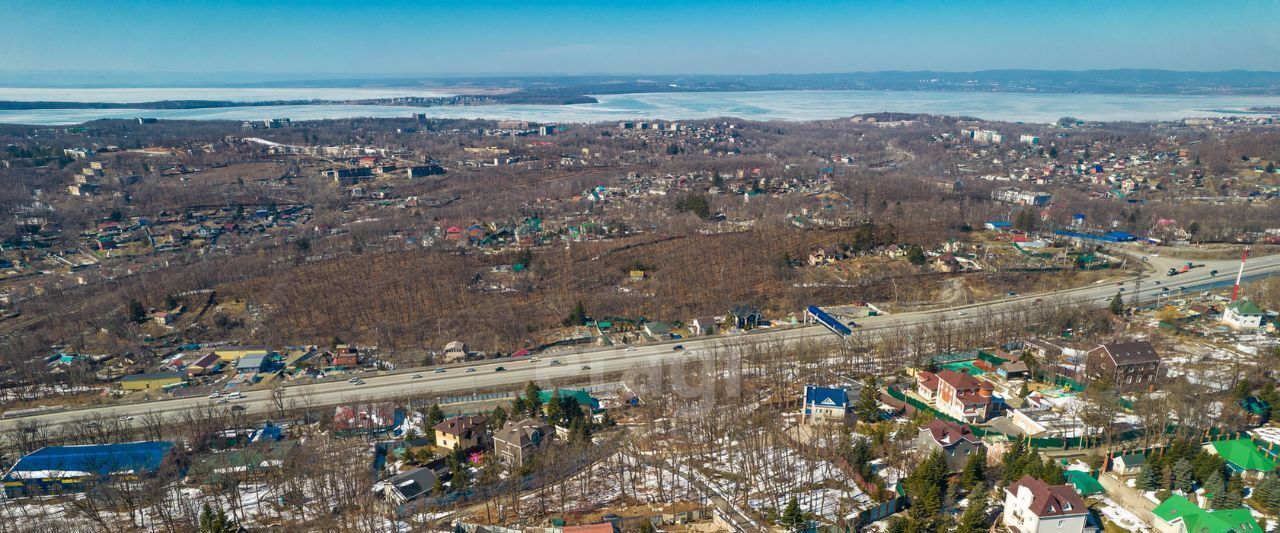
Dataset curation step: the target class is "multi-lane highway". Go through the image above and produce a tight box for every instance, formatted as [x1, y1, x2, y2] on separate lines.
[5, 249, 1279, 434]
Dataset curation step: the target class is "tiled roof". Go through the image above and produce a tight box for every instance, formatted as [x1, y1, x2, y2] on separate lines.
[1006, 475, 1087, 518]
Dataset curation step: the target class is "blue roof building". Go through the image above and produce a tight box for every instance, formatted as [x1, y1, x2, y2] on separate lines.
[3, 441, 174, 497]
[802, 385, 851, 425]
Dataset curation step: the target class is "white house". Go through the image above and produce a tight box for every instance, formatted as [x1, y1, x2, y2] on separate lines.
[1222, 299, 1265, 329]
[1002, 475, 1089, 533]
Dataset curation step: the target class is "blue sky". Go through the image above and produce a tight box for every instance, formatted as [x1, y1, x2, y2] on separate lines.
[2, 0, 1277, 78]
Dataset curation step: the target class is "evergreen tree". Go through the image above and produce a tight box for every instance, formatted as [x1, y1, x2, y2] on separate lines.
[1172, 458, 1195, 493]
[1110, 291, 1125, 315]
[490, 405, 509, 429]
[1253, 477, 1280, 512]
[884, 517, 908, 533]
[1203, 468, 1225, 502]
[427, 403, 444, 426]
[781, 496, 806, 532]
[126, 299, 147, 323]
[1214, 474, 1245, 510]
[905, 451, 949, 521]
[855, 378, 880, 422]
[523, 381, 543, 418]
[545, 389, 563, 423]
[198, 504, 237, 533]
[906, 245, 926, 266]
[1135, 463, 1162, 492]
[955, 488, 990, 533]
[960, 450, 987, 489]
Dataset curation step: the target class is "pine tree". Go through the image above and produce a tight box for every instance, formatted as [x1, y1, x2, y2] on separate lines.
[1135, 463, 1162, 491]
[906, 451, 949, 520]
[427, 403, 444, 426]
[1172, 458, 1195, 493]
[781, 496, 806, 532]
[955, 488, 990, 533]
[198, 503, 237, 533]
[1214, 474, 1245, 510]
[1110, 291, 1125, 315]
[545, 390, 563, 423]
[960, 450, 987, 489]
[523, 381, 543, 418]
[1203, 468, 1225, 502]
[1254, 477, 1280, 512]
[855, 378, 880, 422]
[490, 405, 508, 429]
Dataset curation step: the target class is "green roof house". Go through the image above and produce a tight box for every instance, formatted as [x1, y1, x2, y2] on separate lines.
[1222, 299, 1265, 329]
[1152, 494, 1262, 533]
[1206, 438, 1278, 480]
[538, 388, 602, 413]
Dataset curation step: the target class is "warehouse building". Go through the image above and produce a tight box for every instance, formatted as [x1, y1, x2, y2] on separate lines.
[118, 371, 185, 391]
[2, 441, 175, 497]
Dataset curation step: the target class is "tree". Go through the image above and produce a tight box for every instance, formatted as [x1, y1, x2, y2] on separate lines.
[126, 299, 147, 323]
[954, 488, 990, 533]
[855, 378, 880, 422]
[905, 450, 949, 521]
[906, 245, 926, 266]
[522, 381, 543, 418]
[427, 403, 444, 427]
[1253, 476, 1280, 512]
[1213, 474, 1245, 510]
[1109, 291, 1125, 315]
[563, 301, 588, 326]
[198, 504, 237, 533]
[490, 405, 509, 429]
[1172, 458, 1195, 493]
[960, 450, 987, 489]
[674, 193, 711, 219]
[1136, 462, 1162, 492]
[545, 389, 563, 423]
[780, 496, 806, 532]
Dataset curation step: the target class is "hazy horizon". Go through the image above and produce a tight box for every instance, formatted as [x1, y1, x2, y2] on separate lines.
[3, 0, 1278, 83]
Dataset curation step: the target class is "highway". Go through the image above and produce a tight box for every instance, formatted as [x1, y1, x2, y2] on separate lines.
[4, 249, 1279, 434]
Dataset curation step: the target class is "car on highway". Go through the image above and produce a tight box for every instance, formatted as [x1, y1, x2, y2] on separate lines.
[466, 367, 476, 373]
[347, 377, 360, 383]
[208, 392, 220, 399]
[1154, 280, 1161, 285]
[217, 397, 229, 404]
[1119, 288, 1126, 292]
[227, 392, 243, 399]
[231, 405, 246, 412]
[119, 416, 133, 422]
[530, 357, 541, 362]
[1162, 287, 1169, 292]
[434, 368, 446, 373]
[1210, 270, 1218, 276]
[957, 311, 967, 316]
[549, 359, 561, 366]
[352, 379, 365, 385]
[626, 346, 636, 352]
[581, 365, 591, 370]
[494, 366, 506, 372]
[411, 374, 423, 379]
[672, 345, 684, 351]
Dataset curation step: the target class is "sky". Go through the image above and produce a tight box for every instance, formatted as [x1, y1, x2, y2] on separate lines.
[1, 0, 1278, 83]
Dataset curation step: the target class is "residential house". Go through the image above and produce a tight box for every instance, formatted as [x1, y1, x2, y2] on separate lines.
[800, 385, 850, 425]
[643, 321, 672, 339]
[1085, 340, 1161, 392]
[1111, 453, 1147, 476]
[917, 419, 986, 471]
[998, 360, 1031, 379]
[1002, 475, 1089, 533]
[1151, 494, 1262, 533]
[383, 467, 438, 504]
[334, 403, 398, 433]
[329, 345, 360, 368]
[1204, 438, 1277, 481]
[433, 415, 487, 451]
[934, 252, 963, 273]
[933, 370, 995, 423]
[729, 304, 762, 330]
[493, 418, 553, 467]
[690, 317, 718, 336]
[443, 341, 468, 363]
[1222, 299, 1266, 329]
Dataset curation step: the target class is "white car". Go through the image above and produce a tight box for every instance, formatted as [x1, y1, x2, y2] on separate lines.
[227, 392, 243, 399]
[208, 392, 221, 399]
[625, 346, 637, 352]
[529, 357, 541, 362]
[466, 367, 476, 373]
[347, 377, 360, 383]
[119, 416, 133, 422]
